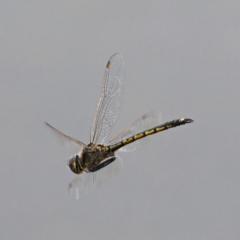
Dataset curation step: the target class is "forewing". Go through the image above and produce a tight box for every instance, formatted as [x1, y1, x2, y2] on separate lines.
[68, 156, 123, 199]
[107, 111, 162, 152]
[90, 53, 125, 144]
[45, 122, 86, 152]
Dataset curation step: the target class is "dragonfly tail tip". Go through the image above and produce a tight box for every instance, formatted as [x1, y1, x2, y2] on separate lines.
[184, 118, 194, 123]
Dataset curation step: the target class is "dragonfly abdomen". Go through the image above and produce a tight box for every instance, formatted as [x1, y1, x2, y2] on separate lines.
[109, 118, 193, 152]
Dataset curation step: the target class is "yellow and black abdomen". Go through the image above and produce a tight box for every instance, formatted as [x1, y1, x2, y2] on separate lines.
[109, 118, 193, 152]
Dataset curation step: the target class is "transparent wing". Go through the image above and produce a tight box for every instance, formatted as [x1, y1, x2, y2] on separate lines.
[68, 156, 122, 199]
[90, 53, 125, 144]
[107, 111, 162, 152]
[45, 122, 86, 152]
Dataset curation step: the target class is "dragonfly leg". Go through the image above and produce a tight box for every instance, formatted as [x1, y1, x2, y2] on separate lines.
[89, 157, 116, 172]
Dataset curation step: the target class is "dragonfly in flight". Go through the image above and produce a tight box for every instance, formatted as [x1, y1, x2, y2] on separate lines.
[45, 53, 193, 198]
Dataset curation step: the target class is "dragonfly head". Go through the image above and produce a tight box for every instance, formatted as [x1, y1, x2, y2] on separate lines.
[67, 155, 84, 174]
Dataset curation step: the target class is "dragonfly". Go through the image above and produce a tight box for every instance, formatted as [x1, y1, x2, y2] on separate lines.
[45, 53, 193, 198]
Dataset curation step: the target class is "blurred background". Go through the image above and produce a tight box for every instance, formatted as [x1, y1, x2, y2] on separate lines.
[1, 1, 239, 239]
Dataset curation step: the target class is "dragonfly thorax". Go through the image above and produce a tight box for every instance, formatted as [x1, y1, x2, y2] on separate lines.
[67, 145, 114, 175]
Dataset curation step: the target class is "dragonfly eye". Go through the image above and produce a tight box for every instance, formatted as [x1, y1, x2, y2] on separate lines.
[68, 155, 83, 174]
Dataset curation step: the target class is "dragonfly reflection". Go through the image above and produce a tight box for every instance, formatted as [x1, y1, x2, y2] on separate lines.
[45, 53, 193, 198]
